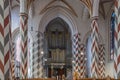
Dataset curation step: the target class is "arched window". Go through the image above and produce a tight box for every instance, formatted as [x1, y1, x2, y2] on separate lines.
[110, 12, 115, 60]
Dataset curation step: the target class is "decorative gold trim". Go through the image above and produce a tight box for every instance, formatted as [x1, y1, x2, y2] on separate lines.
[80, 0, 92, 16]
[40, 0, 78, 17]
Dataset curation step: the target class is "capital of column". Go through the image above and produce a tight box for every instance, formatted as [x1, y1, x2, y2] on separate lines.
[20, 13, 28, 18]
[91, 16, 98, 21]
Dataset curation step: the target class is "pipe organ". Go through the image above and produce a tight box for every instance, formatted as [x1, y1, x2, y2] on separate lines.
[44, 17, 72, 78]
[51, 49, 65, 62]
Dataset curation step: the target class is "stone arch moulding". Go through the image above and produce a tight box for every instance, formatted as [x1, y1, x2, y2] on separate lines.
[83, 30, 104, 45]
[80, 0, 92, 17]
[38, 6, 78, 36]
[12, 27, 34, 43]
[12, 27, 20, 42]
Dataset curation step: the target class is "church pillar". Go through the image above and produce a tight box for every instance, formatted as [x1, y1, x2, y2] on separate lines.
[98, 44, 105, 78]
[90, 0, 100, 78]
[20, 0, 28, 78]
[0, 0, 11, 79]
[79, 44, 86, 78]
[117, 0, 120, 77]
[10, 42, 16, 79]
[114, 0, 120, 79]
[28, 39, 33, 78]
[32, 42, 34, 78]
[72, 33, 81, 78]
[38, 32, 44, 78]
[91, 18, 99, 78]
[32, 32, 44, 78]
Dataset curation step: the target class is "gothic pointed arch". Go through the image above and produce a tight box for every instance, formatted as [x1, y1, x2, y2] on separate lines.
[39, 6, 78, 36]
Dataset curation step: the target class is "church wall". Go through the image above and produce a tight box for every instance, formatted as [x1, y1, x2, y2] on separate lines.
[11, 6, 20, 32]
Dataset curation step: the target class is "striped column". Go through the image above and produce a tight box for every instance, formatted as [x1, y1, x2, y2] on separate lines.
[10, 42, 16, 79]
[113, 0, 120, 78]
[0, 0, 11, 79]
[20, 13, 28, 78]
[114, 0, 118, 78]
[28, 39, 33, 78]
[32, 33, 44, 78]
[20, 0, 28, 78]
[9, 1, 13, 79]
[116, 0, 120, 78]
[79, 44, 86, 78]
[73, 33, 81, 77]
[31, 42, 34, 78]
[98, 44, 105, 78]
[91, 19, 99, 78]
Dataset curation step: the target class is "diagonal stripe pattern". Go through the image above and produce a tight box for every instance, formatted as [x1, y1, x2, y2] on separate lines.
[31, 41, 34, 78]
[32, 33, 44, 78]
[117, 0, 120, 78]
[10, 42, 16, 79]
[91, 19, 99, 78]
[73, 33, 81, 77]
[20, 13, 28, 79]
[114, 0, 118, 78]
[9, 1, 14, 79]
[79, 44, 86, 78]
[0, 0, 11, 79]
[28, 39, 33, 78]
[98, 44, 105, 78]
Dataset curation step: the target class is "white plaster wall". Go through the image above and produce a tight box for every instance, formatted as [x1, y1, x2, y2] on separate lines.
[11, 6, 20, 32]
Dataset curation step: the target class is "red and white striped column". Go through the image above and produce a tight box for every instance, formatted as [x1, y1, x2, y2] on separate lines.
[79, 44, 86, 78]
[114, 0, 118, 78]
[114, 0, 120, 78]
[90, 0, 100, 78]
[73, 33, 81, 77]
[0, 0, 11, 79]
[117, 0, 120, 78]
[91, 19, 99, 78]
[20, 0, 28, 78]
[98, 44, 105, 78]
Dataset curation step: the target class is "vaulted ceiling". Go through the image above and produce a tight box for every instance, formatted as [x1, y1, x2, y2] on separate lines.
[100, 0, 114, 19]
[11, 0, 114, 19]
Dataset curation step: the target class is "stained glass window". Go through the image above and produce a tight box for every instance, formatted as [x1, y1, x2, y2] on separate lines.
[110, 12, 115, 60]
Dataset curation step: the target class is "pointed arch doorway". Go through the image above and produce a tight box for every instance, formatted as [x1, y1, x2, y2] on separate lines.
[44, 17, 72, 79]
